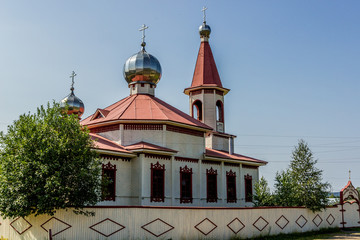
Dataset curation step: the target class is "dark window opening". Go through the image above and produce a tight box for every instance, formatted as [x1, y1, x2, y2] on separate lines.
[151, 162, 165, 202]
[102, 162, 116, 201]
[206, 168, 217, 202]
[216, 100, 224, 122]
[180, 166, 193, 203]
[226, 170, 237, 203]
[192, 100, 203, 121]
[245, 174, 253, 202]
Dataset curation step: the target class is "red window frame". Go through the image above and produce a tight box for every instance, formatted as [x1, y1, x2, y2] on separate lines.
[102, 162, 117, 201]
[180, 165, 193, 203]
[151, 161, 165, 202]
[244, 174, 253, 202]
[206, 167, 218, 203]
[226, 170, 237, 203]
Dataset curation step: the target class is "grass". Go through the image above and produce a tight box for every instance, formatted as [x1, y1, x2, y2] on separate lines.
[230, 227, 360, 240]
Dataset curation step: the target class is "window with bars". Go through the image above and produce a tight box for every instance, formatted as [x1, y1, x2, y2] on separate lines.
[206, 167, 218, 203]
[245, 174, 253, 202]
[151, 162, 165, 202]
[226, 170, 237, 203]
[102, 162, 116, 201]
[180, 165, 193, 203]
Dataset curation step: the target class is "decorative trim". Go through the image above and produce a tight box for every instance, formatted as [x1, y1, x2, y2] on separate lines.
[124, 124, 162, 130]
[175, 156, 198, 163]
[253, 216, 269, 232]
[202, 160, 221, 165]
[180, 165, 193, 203]
[242, 165, 258, 169]
[296, 215, 308, 228]
[145, 153, 171, 160]
[190, 89, 202, 96]
[227, 218, 245, 234]
[103, 161, 116, 170]
[215, 89, 224, 96]
[141, 218, 174, 237]
[90, 124, 120, 133]
[326, 214, 335, 225]
[151, 162, 165, 202]
[10, 217, 32, 235]
[312, 214, 323, 227]
[226, 169, 236, 177]
[166, 125, 204, 137]
[89, 218, 125, 237]
[100, 154, 131, 162]
[204, 89, 214, 94]
[224, 162, 239, 167]
[194, 218, 217, 236]
[40, 217, 72, 237]
[275, 215, 289, 230]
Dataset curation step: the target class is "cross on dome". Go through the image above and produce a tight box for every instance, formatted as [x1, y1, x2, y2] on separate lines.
[70, 71, 77, 91]
[139, 24, 149, 49]
[202, 6, 208, 23]
[349, 170, 351, 181]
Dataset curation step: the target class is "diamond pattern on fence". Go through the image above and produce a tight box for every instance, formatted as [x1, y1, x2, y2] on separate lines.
[227, 218, 245, 234]
[141, 218, 174, 237]
[296, 215, 308, 228]
[253, 216, 269, 232]
[89, 218, 125, 237]
[40, 217, 72, 237]
[275, 215, 289, 230]
[312, 214, 323, 227]
[195, 218, 217, 236]
[10, 217, 32, 235]
[326, 214, 335, 225]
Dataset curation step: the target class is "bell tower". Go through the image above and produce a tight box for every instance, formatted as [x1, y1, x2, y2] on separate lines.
[184, 7, 229, 133]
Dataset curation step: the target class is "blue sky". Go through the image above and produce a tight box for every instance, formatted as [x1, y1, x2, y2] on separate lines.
[0, 1, 359, 191]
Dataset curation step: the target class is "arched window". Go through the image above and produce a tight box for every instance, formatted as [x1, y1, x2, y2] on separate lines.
[216, 100, 224, 122]
[192, 100, 203, 121]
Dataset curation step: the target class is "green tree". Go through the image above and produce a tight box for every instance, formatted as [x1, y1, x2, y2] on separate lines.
[289, 139, 330, 211]
[273, 170, 297, 207]
[253, 177, 274, 206]
[0, 102, 102, 218]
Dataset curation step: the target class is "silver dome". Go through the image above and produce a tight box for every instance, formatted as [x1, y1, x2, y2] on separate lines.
[123, 46, 162, 85]
[199, 23, 211, 38]
[60, 89, 85, 117]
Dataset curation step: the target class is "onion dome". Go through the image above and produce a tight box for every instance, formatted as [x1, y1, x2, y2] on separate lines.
[60, 71, 85, 118]
[123, 24, 162, 85]
[199, 23, 211, 38]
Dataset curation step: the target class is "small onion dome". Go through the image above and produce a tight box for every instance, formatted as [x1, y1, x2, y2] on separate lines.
[60, 88, 85, 117]
[199, 22, 211, 38]
[123, 42, 162, 85]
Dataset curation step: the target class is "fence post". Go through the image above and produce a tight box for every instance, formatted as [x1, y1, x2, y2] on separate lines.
[49, 229, 52, 240]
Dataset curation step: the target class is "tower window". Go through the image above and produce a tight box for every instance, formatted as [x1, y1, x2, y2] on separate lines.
[192, 100, 203, 121]
[244, 174, 253, 202]
[180, 165, 193, 203]
[206, 167, 217, 202]
[102, 162, 117, 201]
[216, 100, 224, 122]
[226, 170, 237, 203]
[151, 162, 165, 202]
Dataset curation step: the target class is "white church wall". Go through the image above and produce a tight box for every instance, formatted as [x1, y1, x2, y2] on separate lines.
[0, 206, 346, 240]
[165, 131, 204, 158]
[122, 129, 163, 147]
[97, 129, 121, 144]
[212, 134, 230, 152]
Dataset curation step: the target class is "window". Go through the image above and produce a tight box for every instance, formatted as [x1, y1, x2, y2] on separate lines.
[244, 174, 253, 202]
[151, 162, 165, 202]
[216, 100, 224, 122]
[180, 165, 193, 203]
[206, 167, 217, 202]
[192, 100, 203, 121]
[102, 162, 116, 201]
[226, 170, 236, 203]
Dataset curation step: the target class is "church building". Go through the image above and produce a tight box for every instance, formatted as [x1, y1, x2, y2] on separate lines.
[61, 16, 267, 208]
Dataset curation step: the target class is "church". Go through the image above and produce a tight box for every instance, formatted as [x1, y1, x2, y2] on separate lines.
[61, 15, 267, 208]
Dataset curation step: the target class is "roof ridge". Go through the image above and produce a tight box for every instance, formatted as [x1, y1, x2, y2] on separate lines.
[116, 94, 138, 119]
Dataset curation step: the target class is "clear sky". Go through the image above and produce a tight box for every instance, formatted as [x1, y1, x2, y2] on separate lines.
[0, 1, 359, 192]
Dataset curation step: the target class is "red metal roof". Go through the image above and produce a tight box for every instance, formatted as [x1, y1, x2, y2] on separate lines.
[81, 94, 212, 130]
[125, 141, 177, 153]
[205, 148, 267, 164]
[190, 41, 223, 88]
[89, 133, 132, 154]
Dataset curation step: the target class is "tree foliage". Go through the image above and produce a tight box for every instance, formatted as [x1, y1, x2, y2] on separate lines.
[0, 102, 102, 218]
[253, 177, 274, 206]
